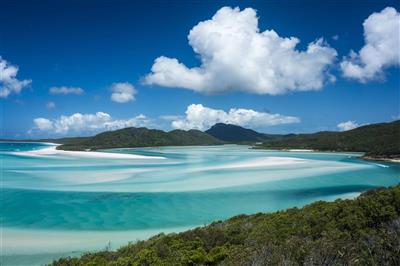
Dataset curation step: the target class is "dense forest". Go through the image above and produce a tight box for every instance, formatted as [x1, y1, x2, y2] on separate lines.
[57, 127, 222, 151]
[205, 123, 286, 142]
[51, 185, 400, 266]
[257, 120, 400, 158]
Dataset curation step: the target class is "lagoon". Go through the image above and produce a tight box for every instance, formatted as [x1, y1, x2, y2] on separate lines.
[1, 142, 399, 265]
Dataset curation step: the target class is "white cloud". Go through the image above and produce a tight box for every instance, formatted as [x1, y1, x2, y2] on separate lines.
[0, 56, 31, 98]
[110, 82, 136, 103]
[392, 114, 400, 120]
[145, 6, 337, 95]
[171, 104, 300, 130]
[33, 112, 150, 135]
[49, 86, 84, 95]
[340, 7, 400, 82]
[332, 35, 339, 41]
[46, 101, 56, 109]
[34, 118, 54, 131]
[337, 121, 359, 131]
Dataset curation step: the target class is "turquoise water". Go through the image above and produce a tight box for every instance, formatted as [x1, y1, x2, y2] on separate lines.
[1, 142, 399, 265]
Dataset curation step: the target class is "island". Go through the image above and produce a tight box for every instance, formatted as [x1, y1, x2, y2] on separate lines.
[43, 120, 400, 162]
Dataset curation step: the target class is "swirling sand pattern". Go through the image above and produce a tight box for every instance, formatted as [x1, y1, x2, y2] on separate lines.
[1, 143, 399, 265]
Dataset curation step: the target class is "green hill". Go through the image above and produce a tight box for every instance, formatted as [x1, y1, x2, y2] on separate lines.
[51, 184, 400, 266]
[257, 120, 400, 158]
[57, 127, 223, 151]
[10, 120, 400, 157]
[205, 123, 283, 142]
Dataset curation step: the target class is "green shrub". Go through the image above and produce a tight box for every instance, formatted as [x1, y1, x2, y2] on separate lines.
[50, 185, 400, 266]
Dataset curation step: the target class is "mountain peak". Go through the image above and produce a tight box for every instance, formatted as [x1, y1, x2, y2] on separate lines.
[205, 123, 266, 142]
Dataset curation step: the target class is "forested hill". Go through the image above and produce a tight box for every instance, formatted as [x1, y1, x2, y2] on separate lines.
[9, 120, 399, 156]
[51, 185, 400, 266]
[257, 120, 400, 158]
[57, 127, 223, 151]
[205, 123, 286, 142]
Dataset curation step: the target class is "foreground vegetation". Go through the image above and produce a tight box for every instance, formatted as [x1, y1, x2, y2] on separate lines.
[51, 185, 400, 266]
[257, 120, 400, 159]
[57, 127, 222, 151]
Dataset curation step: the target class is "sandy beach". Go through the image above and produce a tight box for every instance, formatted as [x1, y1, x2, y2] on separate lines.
[287, 149, 314, 152]
[13, 144, 165, 159]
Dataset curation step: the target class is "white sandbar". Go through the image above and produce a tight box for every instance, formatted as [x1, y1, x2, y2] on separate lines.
[212, 156, 309, 170]
[13, 145, 165, 159]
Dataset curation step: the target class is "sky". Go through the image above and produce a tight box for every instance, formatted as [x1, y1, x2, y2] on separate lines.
[0, 0, 399, 138]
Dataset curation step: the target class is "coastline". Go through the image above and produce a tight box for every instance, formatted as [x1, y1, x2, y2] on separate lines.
[361, 156, 400, 163]
[2, 226, 192, 255]
[46, 185, 400, 266]
[12, 143, 166, 160]
[10, 141, 400, 163]
[253, 145, 400, 164]
[7, 141, 399, 163]
[1, 226, 192, 266]
[3, 142, 399, 265]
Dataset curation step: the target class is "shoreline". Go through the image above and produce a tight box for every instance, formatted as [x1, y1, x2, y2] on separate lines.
[5, 141, 399, 163]
[361, 156, 400, 163]
[12, 144, 166, 160]
[1, 187, 365, 261]
[253, 145, 399, 163]
[2, 226, 192, 255]
[37, 186, 399, 266]
[3, 143, 400, 262]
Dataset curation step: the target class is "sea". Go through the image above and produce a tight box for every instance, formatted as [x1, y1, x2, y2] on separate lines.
[1, 142, 399, 265]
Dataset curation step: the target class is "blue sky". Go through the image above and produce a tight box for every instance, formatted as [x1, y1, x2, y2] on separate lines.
[1, 0, 399, 138]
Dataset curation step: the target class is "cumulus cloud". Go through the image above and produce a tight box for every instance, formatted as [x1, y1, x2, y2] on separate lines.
[340, 7, 400, 82]
[33, 112, 150, 135]
[337, 121, 359, 131]
[49, 86, 84, 95]
[110, 82, 137, 103]
[0, 56, 31, 98]
[46, 101, 56, 109]
[171, 104, 300, 130]
[145, 6, 337, 95]
[33, 118, 54, 131]
[391, 114, 400, 121]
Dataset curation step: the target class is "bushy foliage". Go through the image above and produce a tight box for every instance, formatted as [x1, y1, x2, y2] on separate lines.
[205, 123, 282, 142]
[57, 128, 223, 151]
[50, 185, 400, 266]
[257, 120, 400, 158]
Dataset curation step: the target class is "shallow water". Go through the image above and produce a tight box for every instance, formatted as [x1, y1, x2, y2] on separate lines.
[1, 142, 399, 265]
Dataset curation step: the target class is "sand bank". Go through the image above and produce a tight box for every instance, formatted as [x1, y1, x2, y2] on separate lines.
[13, 145, 165, 159]
[287, 149, 314, 152]
[211, 156, 309, 170]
